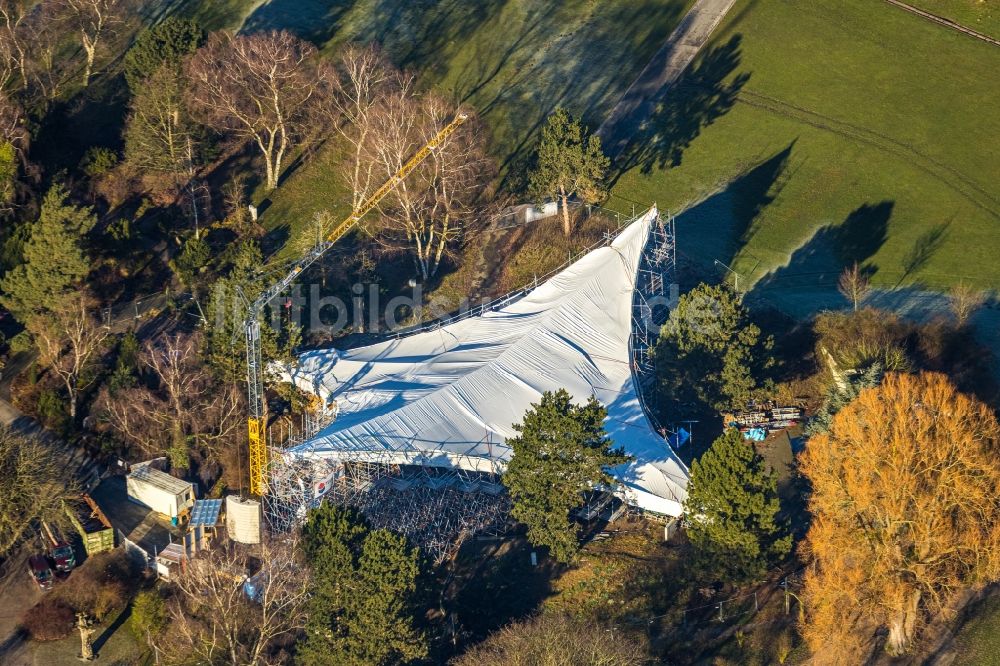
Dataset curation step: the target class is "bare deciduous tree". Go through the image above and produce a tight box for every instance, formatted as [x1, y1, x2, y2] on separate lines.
[326, 44, 398, 209]
[948, 281, 986, 326]
[837, 261, 870, 312]
[0, 90, 28, 158]
[22, 3, 70, 102]
[163, 538, 310, 666]
[186, 30, 326, 191]
[369, 91, 492, 280]
[0, 0, 29, 91]
[799, 372, 1000, 660]
[54, 0, 130, 87]
[0, 426, 78, 556]
[124, 63, 195, 181]
[101, 332, 242, 472]
[0, 90, 29, 210]
[419, 95, 493, 275]
[28, 291, 110, 420]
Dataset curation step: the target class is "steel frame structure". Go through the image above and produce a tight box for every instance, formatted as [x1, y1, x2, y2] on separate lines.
[245, 113, 469, 496]
[262, 206, 678, 547]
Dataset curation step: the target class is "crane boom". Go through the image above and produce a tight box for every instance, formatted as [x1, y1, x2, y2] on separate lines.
[244, 112, 469, 496]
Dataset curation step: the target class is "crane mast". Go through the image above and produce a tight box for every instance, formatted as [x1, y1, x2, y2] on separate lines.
[245, 112, 469, 496]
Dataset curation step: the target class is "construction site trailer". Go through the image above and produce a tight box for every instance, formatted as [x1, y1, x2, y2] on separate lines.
[226, 496, 262, 544]
[127, 465, 195, 521]
[65, 494, 115, 556]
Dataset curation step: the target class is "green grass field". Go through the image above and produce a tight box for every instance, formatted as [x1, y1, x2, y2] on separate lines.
[607, 0, 1000, 291]
[948, 594, 1000, 665]
[906, 0, 1000, 39]
[191, 0, 692, 256]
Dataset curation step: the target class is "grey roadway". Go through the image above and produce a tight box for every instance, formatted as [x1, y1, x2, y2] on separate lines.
[598, 0, 740, 148]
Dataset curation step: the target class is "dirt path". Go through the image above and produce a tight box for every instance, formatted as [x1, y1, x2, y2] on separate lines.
[598, 0, 739, 148]
[885, 0, 1000, 47]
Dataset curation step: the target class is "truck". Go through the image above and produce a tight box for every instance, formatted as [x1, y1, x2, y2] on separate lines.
[65, 494, 115, 556]
[27, 554, 54, 591]
[42, 522, 76, 573]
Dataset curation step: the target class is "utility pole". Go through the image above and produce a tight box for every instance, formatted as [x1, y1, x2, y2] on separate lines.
[714, 259, 742, 292]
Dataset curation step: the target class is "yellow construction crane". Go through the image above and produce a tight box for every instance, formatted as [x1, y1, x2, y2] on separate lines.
[245, 112, 469, 496]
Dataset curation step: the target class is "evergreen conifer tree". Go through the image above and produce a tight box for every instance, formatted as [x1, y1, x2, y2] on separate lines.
[123, 17, 204, 89]
[503, 389, 627, 563]
[684, 428, 790, 582]
[527, 108, 609, 236]
[653, 283, 773, 413]
[299, 503, 428, 666]
[0, 184, 95, 319]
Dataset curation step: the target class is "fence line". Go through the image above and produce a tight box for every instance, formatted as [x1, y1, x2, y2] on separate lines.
[387, 205, 647, 340]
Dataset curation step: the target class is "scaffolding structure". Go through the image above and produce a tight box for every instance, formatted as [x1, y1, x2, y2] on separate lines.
[264, 455, 509, 564]
[263, 206, 675, 549]
[631, 211, 677, 379]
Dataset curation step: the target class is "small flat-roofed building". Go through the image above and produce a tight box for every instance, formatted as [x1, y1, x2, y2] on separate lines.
[127, 465, 195, 522]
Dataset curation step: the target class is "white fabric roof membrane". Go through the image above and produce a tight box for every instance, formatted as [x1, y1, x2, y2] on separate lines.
[280, 207, 689, 516]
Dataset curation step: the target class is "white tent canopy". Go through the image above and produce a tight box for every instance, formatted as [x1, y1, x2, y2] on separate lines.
[281, 207, 689, 516]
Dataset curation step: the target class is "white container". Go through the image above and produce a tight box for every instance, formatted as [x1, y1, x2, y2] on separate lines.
[126, 465, 195, 520]
[226, 496, 262, 544]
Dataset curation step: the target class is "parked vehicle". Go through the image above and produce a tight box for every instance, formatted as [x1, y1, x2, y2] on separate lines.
[28, 554, 54, 591]
[43, 522, 76, 573]
[49, 542, 76, 573]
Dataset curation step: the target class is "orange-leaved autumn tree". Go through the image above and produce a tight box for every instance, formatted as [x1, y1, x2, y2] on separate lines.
[799, 371, 1000, 662]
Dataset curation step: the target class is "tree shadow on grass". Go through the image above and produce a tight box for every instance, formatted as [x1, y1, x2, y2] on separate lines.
[92, 602, 132, 656]
[239, 0, 360, 45]
[674, 143, 793, 273]
[899, 221, 951, 285]
[608, 34, 750, 180]
[342, 0, 506, 80]
[749, 201, 894, 304]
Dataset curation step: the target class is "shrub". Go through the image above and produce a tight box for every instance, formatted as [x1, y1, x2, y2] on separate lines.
[36, 388, 68, 431]
[7, 330, 32, 353]
[82, 147, 120, 178]
[60, 550, 135, 622]
[453, 613, 646, 665]
[813, 307, 909, 371]
[23, 598, 75, 641]
[130, 589, 167, 642]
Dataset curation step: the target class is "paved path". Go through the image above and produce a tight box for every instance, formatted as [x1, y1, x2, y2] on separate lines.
[598, 0, 740, 147]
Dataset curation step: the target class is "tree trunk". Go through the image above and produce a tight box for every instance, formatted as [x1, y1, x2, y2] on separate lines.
[263, 152, 276, 191]
[560, 188, 571, 237]
[81, 34, 95, 88]
[886, 589, 921, 655]
[66, 377, 78, 420]
[430, 213, 450, 278]
[273, 127, 287, 191]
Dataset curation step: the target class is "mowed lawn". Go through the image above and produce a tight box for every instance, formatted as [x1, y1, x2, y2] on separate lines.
[905, 0, 1000, 39]
[949, 594, 1000, 665]
[182, 0, 692, 253]
[608, 0, 1000, 291]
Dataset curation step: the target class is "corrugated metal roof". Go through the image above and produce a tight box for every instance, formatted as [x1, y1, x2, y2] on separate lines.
[128, 465, 192, 496]
[190, 499, 223, 526]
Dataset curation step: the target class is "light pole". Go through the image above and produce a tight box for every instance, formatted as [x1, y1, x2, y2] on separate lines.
[714, 259, 742, 292]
